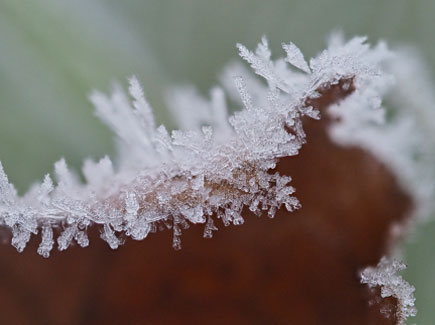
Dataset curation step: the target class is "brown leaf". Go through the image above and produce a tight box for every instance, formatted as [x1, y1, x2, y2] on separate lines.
[0, 80, 412, 324]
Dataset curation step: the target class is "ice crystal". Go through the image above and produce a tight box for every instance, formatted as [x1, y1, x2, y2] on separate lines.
[326, 33, 435, 223]
[361, 257, 417, 324]
[282, 42, 311, 73]
[0, 36, 402, 257]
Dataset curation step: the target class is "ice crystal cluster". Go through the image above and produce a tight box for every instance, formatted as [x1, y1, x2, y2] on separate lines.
[361, 257, 417, 324]
[0, 33, 431, 270]
[327, 35, 435, 223]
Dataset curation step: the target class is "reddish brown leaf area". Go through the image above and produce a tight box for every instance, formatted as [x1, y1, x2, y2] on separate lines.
[0, 81, 412, 324]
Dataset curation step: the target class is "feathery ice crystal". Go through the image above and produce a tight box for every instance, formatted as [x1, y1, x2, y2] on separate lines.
[0, 35, 431, 267]
[361, 258, 417, 324]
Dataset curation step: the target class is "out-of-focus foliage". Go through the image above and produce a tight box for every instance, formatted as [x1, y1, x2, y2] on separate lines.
[0, 0, 434, 323]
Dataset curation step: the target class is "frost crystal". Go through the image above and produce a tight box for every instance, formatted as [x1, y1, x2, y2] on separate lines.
[0, 36, 406, 257]
[326, 36, 435, 222]
[361, 257, 417, 324]
[282, 42, 311, 73]
[37, 225, 54, 258]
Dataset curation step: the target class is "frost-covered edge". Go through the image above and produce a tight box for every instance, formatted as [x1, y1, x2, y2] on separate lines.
[361, 257, 417, 324]
[0, 36, 405, 260]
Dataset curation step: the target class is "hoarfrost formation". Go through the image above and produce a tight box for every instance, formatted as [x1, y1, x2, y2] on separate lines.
[0, 34, 432, 283]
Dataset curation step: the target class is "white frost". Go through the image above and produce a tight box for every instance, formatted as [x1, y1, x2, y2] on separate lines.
[327, 34, 435, 224]
[361, 257, 417, 324]
[0, 36, 411, 257]
[282, 42, 311, 73]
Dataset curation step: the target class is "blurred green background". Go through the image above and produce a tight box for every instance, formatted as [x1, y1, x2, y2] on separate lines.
[0, 0, 433, 322]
